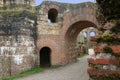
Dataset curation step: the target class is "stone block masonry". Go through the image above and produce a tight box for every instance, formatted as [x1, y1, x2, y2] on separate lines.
[0, 13, 37, 77]
[88, 40, 120, 79]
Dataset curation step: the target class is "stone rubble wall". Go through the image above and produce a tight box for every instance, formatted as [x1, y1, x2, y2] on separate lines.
[88, 45, 120, 79]
[0, 16, 37, 77]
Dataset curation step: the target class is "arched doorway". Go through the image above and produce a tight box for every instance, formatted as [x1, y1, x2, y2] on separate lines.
[65, 21, 97, 41]
[64, 21, 98, 62]
[40, 47, 51, 67]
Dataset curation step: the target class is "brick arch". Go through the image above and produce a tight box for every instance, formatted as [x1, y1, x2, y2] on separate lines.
[60, 7, 99, 35]
[61, 20, 98, 63]
[40, 4, 60, 14]
[37, 4, 101, 65]
[65, 20, 97, 42]
[49, 4, 60, 12]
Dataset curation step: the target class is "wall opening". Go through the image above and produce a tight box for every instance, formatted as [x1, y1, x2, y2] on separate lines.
[40, 47, 51, 67]
[48, 8, 58, 23]
[90, 31, 96, 37]
[65, 21, 97, 56]
[83, 32, 87, 42]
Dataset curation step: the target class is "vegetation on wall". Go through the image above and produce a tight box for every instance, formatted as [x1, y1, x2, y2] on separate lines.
[96, 0, 120, 24]
[111, 22, 120, 34]
[89, 0, 120, 80]
[103, 46, 113, 53]
[0, 4, 38, 44]
[92, 34, 120, 45]
[95, 0, 120, 45]
[0, 4, 33, 10]
[0, 10, 37, 20]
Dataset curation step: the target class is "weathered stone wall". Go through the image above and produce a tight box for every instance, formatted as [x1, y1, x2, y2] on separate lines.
[0, 1, 100, 77]
[88, 46, 120, 80]
[0, 0, 35, 6]
[0, 14, 37, 77]
[87, 22, 120, 80]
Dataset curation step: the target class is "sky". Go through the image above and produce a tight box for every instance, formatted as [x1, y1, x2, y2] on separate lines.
[35, 0, 95, 5]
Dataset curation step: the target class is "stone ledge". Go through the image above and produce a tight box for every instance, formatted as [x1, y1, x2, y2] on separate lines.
[87, 67, 120, 76]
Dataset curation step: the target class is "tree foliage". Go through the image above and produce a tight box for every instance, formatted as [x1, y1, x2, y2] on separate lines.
[96, 0, 120, 23]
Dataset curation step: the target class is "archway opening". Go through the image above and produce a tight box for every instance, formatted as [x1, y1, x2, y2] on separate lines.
[48, 8, 58, 23]
[65, 21, 97, 43]
[90, 31, 96, 37]
[65, 21, 98, 59]
[40, 47, 51, 67]
[77, 27, 98, 47]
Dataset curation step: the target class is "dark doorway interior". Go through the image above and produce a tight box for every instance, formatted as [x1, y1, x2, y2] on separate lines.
[40, 47, 51, 67]
[48, 8, 58, 23]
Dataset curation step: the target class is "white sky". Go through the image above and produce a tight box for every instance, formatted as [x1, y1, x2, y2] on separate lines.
[35, 0, 95, 5]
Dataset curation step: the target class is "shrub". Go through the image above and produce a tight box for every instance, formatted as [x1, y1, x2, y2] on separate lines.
[103, 46, 113, 53]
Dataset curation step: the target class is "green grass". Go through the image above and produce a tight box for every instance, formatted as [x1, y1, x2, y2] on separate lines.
[78, 53, 88, 58]
[2, 67, 44, 80]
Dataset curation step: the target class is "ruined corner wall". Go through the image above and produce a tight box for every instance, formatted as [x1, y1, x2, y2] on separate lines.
[0, 13, 37, 77]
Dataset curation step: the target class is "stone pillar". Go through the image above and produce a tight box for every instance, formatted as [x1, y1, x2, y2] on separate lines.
[81, 32, 85, 43]
[0, 0, 3, 6]
[87, 30, 90, 42]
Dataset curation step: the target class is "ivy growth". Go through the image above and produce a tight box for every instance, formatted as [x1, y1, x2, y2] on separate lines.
[103, 46, 113, 53]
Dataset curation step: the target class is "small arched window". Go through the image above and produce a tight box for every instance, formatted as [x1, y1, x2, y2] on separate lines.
[90, 31, 96, 37]
[48, 8, 58, 23]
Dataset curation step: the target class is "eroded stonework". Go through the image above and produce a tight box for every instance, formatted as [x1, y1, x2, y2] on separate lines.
[37, 1, 99, 66]
[0, 12, 37, 77]
[0, 1, 100, 77]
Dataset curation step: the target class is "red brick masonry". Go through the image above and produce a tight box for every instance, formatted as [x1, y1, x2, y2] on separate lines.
[87, 67, 120, 76]
[94, 46, 120, 54]
[88, 58, 119, 65]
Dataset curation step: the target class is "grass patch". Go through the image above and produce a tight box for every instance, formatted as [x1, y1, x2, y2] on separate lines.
[78, 53, 88, 58]
[2, 67, 44, 80]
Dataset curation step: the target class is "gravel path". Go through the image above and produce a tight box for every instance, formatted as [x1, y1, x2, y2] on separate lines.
[17, 56, 89, 80]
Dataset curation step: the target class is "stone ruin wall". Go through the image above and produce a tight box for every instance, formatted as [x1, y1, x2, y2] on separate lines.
[0, 0, 35, 6]
[0, 1, 98, 77]
[37, 4, 63, 35]
[37, 1, 97, 65]
[0, 15, 37, 77]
